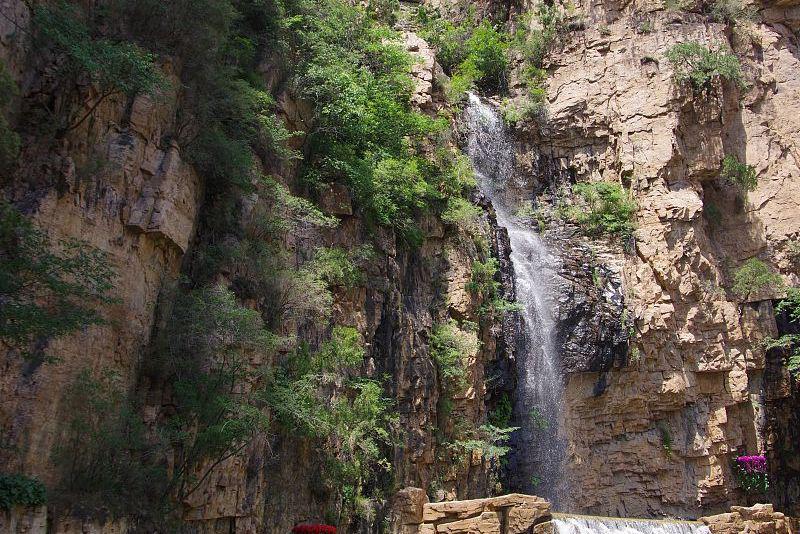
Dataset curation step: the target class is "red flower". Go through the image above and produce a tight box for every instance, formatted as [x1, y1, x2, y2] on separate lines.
[292, 524, 336, 534]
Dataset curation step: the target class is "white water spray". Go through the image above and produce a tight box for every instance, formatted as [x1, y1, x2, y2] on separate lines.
[553, 516, 712, 534]
[463, 94, 567, 507]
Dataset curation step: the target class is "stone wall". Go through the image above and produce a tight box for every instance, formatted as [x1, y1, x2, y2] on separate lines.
[392, 491, 553, 534]
[701, 504, 794, 534]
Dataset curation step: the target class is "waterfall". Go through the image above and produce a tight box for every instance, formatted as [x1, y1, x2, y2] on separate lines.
[463, 94, 568, 507]
[553, 515, 712, 534]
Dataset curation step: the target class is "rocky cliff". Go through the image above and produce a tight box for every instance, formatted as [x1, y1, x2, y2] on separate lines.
[1, 0, 799, 531]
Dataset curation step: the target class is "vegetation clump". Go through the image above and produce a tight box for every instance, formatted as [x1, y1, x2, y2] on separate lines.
[709, 0, 755, 25]
[730, 258, 783, 299]
[466, 258, 521, 318]
[430, 320, 480, 390]
[0, 62, 19, 174]
[766, 287, 800, 377]
[568, 182, 637, 242]
[53, 369, 166, 516]
[0, 201, 116, 357]
[265, 329, 396, 522]
[721, 154, 757, 193]
[666, 42, 745, 93]
[0, 474, 47, 510]
[417, 8, 510, 98]
[33, 2, 166, 134]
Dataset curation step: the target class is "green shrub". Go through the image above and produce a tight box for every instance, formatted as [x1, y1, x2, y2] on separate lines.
[33, 1, 166, 133]
[0, 474, 46, 510]
[0, 61, 19, 174]
[430, 320, 480, 389]
[460, 21, 510, 91]
[513, 4, 566, 70]
[156, 285, 273, 502]
[766, 288, 800, 377]
[467, 258, 520, 317]
[570, 182, 636, 241]
[450, 424, 517, 462]
[310, 247, 363, 287]
[265, 330, 396, 521]
[709, 0, 755, 24]
[657, 422, 673, 458]
[721, 154, 757, 192]
[441, 197, 482, 232]
[665, 42, 745, 93]
[488, 394, 513, 428]
[731, 258, 783, 298]
[0, 201, 116, 356]
[418, 10, 509, 97]
[53, 369, 167, 516]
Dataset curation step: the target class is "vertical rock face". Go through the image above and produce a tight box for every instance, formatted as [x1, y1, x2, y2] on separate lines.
[503, 0, 800, 519]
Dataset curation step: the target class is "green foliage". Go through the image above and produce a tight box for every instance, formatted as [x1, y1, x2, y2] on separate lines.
[367, 0, 399, 24]
[731, 258, 783, 299]
[704, 200, 723, 227]
[265, 329, 396, 520]
[657, 422, 673, 458]
[116, 0, 298, 194]
[767, 288, 800, 377]
[310, 247, 364, 287]
[33, 1, 166, 133]
[709, 0, 755, 24]
[488, 394, 513, 428]
[529, 407, 550, 430]
[430, 320, 480, 390]
[441, 197, 482, 233]
[156, 285, 273, 501]
[0, 201, 116, 356]
[666, 42, 745, 93]
[417, 9, 509, 97]
[290, 1, 459, 239]
[501, 94, 546, 126]
[513, 3, 566, 70]
[466, 257, 520, 318]
[0, 474, 46, 510]
[34, 2, 165, 96]
[0, 61, 20, 174]
[53, 369, 167, 516]
[569, 182, 636, 241]
[450, 424, 518, 462]
[721, 155, 757, 193]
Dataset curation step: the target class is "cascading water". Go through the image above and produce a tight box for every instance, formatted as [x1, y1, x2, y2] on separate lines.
[553, 516, 711, 534]
[462, 93, 568, 507]
[462, 94, 715, 534]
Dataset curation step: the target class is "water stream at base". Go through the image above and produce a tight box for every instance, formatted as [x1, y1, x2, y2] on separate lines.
[553, 516, 712, 534]
[463, 94, 567, 507]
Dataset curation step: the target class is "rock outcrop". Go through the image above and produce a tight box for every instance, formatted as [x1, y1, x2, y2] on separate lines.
[701, 503, 794, 534]
[400, 492, 553, 534]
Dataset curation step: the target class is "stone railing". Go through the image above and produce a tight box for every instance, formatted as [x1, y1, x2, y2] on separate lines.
[390, 489, 553, 534]
[701, 504, 794, 534]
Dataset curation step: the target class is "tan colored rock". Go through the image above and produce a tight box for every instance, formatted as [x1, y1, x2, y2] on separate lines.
[435, 511, 501, 534]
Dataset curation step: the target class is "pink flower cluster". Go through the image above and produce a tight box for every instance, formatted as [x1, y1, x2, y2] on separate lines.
[292, 525, 336, 534]
[736, 455, 767, 473]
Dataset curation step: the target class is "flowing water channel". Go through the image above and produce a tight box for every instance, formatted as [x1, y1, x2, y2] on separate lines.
[553, 515, 712, 534]
[463, 94, 568, 507]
